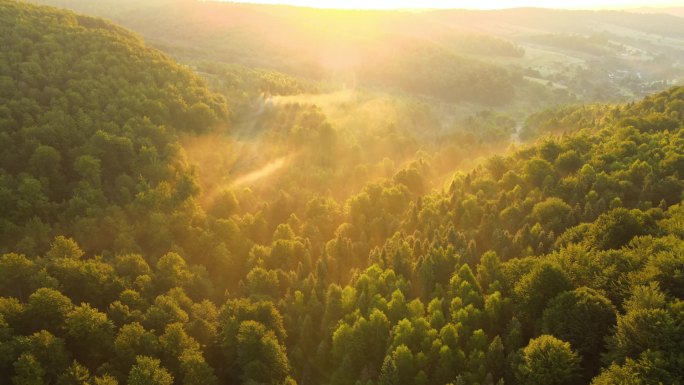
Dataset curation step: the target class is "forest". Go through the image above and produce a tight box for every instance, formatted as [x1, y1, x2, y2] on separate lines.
[28, 0, 684, 103]
[1, 1, 684, 385]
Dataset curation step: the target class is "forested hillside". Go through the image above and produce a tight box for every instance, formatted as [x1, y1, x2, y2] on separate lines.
[1, 2, 683, 385]
[0, 1, 227, 256]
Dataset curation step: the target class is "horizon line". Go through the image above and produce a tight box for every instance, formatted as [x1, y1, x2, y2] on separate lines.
[214, 0, 684, 12]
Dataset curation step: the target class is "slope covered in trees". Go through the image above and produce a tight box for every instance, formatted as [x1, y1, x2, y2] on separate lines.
[1, 2, 684, 385]
[0, 1, 228, 256]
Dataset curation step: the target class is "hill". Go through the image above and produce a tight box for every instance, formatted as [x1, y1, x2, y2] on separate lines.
[0, 0, 228, 255]
[27, 0, 684, 103]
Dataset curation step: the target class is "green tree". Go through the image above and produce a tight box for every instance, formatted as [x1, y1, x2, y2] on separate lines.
[604, 284, 674, 363]
[92, 375, 118, 385]
[542, 287, 616, 377]
[532, 197, 573, 234]
[64, 304, 115, 369]
[114, 254, 151, 283]
[45, 236, 84, 260]
[179, 350, 218, 385]
[143, 295, 189, 332]
[587, 209, 646, 250]
[591, 350, 676, 385]
[29, 145, 65, 199]
[127, 356, 173, 385]
[524, 158, 554, 187]
[0, 253, 39, 300]
[159, 323, 200, 373]
[245, 267, 280, 299]
[56, 361, 90, 385]
[379, 344, 414, 385]
[12, 353, 45, 385]
[515, 335, 581, 385]
[73, 155, 102, 188]
[514, 263, 571, 332]
[555, 150, 582, 175]
[155, 252, 191, 293]
[187, 300, 218, 347]
[0, 314, 14, 375]
[235, 320, 290, 384]
[114, 322, 159, 373]
[24, 288, 73, 334]
[16, 331, 69, 384]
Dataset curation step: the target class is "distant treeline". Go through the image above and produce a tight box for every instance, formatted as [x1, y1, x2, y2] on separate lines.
[360, 42, 518, 105]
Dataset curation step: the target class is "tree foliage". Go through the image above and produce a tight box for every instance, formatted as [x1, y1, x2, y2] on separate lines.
[1, 2, 684, 385]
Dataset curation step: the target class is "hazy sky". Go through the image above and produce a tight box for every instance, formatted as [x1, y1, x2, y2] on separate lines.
[231, 0, 683, 10]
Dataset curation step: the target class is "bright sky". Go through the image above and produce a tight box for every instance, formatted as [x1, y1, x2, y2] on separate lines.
[232, 0, 682, 10]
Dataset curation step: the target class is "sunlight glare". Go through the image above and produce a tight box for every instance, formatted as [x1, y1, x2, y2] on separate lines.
[230, 0, 681, 10]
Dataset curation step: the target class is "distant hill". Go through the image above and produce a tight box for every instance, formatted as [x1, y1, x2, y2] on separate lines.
[634, 7, 684, 18]
[27, 1, 684, 104]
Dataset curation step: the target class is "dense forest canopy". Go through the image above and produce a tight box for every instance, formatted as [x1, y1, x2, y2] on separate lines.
[1, 1, 684, 385]
[0, 1, 227, 255]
